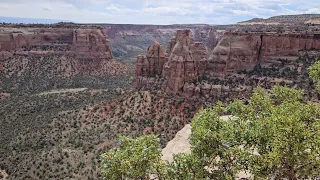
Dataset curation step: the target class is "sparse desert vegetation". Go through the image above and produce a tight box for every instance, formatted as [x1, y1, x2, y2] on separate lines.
[0, 88, 201, 179]
[1, 11, 320, 180]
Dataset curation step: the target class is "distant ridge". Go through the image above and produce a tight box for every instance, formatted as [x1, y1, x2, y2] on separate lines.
[238, 14, 320, 25]
[0, 16, 67, 24]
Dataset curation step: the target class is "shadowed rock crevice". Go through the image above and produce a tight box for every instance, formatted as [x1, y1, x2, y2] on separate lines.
[257, 35, 263, 65]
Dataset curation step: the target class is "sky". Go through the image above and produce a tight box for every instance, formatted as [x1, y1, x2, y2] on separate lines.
[0, 0, 320, 25]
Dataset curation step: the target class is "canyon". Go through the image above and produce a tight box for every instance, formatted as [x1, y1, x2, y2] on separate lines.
[0, 24, 132, 95]
[104, 24, 223, 63]
[0, 25, 124, 75]
[135, 30, 320, 101]
[1, 14, 320, 179]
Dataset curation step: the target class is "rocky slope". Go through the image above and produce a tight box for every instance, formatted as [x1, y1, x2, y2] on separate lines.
[0, 89, 201, 179]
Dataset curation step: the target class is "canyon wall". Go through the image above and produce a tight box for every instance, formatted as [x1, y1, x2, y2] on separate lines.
[104, 24, 223, 63]
[0, 26, 132, 94]
[208, 32, 320, 76]
[135, 30, 320, 100]
[0, 26, 131, 77]
[135, 30, 209, 93]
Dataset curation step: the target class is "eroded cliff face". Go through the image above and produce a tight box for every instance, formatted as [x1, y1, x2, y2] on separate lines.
[135, 30, 320, 101]
[72, 29, 113, 60]
[208, 32, 320, 76]
[163, 30, 199, 92]
[207, 33, 262, 77]
[135, 41, 167, 87]
[135, 30, 209, 94]
[0, 28, 73, 52]
[207, 28, 224, 51]
[0, 27, 133, 76]
[104, 24, 220, 63]
[0, 26, 131, 94]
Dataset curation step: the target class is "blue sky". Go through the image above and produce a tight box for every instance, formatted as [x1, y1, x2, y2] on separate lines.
[0, 0, 319, 24]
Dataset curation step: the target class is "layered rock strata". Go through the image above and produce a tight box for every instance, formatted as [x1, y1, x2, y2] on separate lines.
[135, 41, 168, 87]
[163, 30, 200, 92]
[135, 30, 320, 100]
[135, 30, 209, 93]
[0, 27, 130, 78]
[208, 32, 320, 76]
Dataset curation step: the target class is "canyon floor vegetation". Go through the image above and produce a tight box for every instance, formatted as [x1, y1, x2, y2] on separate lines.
[100, 62, 320, 180]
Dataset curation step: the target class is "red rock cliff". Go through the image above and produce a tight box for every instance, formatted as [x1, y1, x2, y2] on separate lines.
[0, 27, 129, 78]
[163, 30, 200, 92]
[135, 30, 208, 94]
[135, 30, 320, 100]
[135, 41, 167, 88]
[207, 32, 320, 77]
[71, 29, 113, 60]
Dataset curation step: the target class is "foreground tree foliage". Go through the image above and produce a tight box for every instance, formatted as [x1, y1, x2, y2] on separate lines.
[309, 60, 320, 91]
[226, 86, 320, 179]
[100, 86, 320, 179]
[100, 135, 166, 179]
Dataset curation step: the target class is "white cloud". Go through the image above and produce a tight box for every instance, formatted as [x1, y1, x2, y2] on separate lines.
[0, 0, 320, 24]
[141, 6, 192, 15]
[306, 8, 320, 14]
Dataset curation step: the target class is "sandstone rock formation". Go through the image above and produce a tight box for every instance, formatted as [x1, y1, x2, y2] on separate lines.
[135, 29, 320, 101]
[0, 25, 133, 94]
[142, 41, 167, 76]
[163, 30, 199, 92]
[207, 28, 224, 51]
[0, 26, 132, 78]
[191, 42, 208, 75]
[0, 28, 73, 52]
[193, 28, 202, 41]
[71, 29, 113, 60]
[135, 41, 167, 87]
[207, 32, 262, 77]
[208, 32, 320, 76]
[135, 29, 209, 95]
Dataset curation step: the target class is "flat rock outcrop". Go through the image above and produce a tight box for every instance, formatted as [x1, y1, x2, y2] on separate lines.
[162, 119, 252, 179]
[162, 124, 191, 162]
